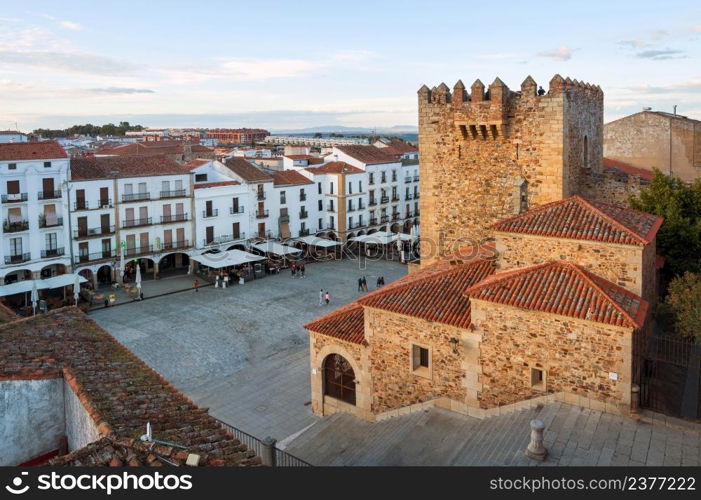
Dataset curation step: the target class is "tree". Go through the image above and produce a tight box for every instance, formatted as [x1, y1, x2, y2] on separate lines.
[664, 272, 701, 341]
[629, 169, 701, 278]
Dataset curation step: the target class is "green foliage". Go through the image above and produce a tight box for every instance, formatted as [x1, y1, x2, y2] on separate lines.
[664, 272, 701, 341]
[33, 122, 144, 138]
[629, 168, 701, 278]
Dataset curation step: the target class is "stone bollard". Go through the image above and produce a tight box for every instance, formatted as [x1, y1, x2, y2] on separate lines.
[525, 419, 548, 461]
[631, 384, 640, 415]
[261, 436, 277, 467]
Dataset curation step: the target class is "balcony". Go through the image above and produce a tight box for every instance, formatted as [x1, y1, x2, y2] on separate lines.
[380, 196, 389, 204]
[124, 245, 154, 258]
[38, 190, 62, 200]
[406, 193, 413, 200]
[380, 215, 389, 223]
[279, 214, 290, 223]
[122, 217, 153, 228]
[5, 253, 31, 264]
[159, 189, 187, 199]
[299, 193, 307, 201]
[74, 249, 116, 264]
[38, 216, 63, 228]
[404, 177, 413, 184]
[369, 218, 378, 225]
[2, 193, 28, 203]
[414, 175, 420, 182]
[3, 220, 29, 233]
[41, 248, 65, 259]
[391, 195, 400, 202]
[392, 213, 400, 221]
[369, 179, 375, 186]
[230, 206, 245, 215]
[73, 225, 115, 239]
[256, 209, 269, 218]
[406, 211, 413, 218]
[162, 240, 190, 250]
[381, 177, 387, 184]
[402, 159, 419, 166]
[256, 191, 266, 201]
[203, 233, 246, 246]
[202, 209, 219, 219]
[299, 228, 310, 236]
[368, 199, 377, 207]
[160, 213, 189, 224]
[121, 192, 150, 202]
[347, 206, 356, 212]
[299, 210, 308, 219]
[326, 205, 335, 213]
[74, 199, 113, 211]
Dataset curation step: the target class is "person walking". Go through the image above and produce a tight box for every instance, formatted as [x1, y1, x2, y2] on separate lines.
[358, 277, 364, 292]
[376, 276, 381, 289]
[193, 279, 200, 293]
[319, 289, 324, 306]
[301, 263, 306, 277]
[223, 273, 229, 289]
[362, 276, 368, 292]
[215, 274, 220, 288]
[324, 290, 330, 305]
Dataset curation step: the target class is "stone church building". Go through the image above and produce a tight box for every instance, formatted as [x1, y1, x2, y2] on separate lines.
[305, 75, 663, 421]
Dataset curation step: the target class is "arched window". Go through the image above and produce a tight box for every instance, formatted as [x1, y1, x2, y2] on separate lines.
[323, 353, 356, 405]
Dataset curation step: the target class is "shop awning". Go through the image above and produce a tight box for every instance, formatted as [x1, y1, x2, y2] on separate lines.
[190, 250, 266, 269]
[0, 274, 88, 297]
[250, 241, 302, 256]
[349, 231, 395, 245]
[294, 235, 340, 248]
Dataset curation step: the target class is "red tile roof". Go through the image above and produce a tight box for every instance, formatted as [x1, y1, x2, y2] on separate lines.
[305, 303, 366, 345]
[0, 141, 67, 161]
[491, 195, 663, 246]
[71, 155, 192, 180]
[308, 161, 364, 175]
[98, 142, 213, 157]
[194, 180, 240, 189]
[0, 308, 260, 467]
[603, 158, 653, 181]
[272, 170, 314, 186]
[185, 159, 212, 169]
[380, 140, 418, 156]
[359, 260, 495, 329]
[465, 261, 647, 328]
[224, 157, 273, 182]
[336, 145, 397, 165]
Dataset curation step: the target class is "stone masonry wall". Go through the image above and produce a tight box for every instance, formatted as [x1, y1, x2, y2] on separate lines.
[471, 299, 633, 412]
[580, 169, 645, 206]
[418, 75, 604, 264]
[365, 307, 466, 414]
[495, 232, 649, 300]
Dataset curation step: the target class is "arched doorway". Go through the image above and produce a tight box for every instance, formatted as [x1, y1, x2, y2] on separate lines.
[390, 223, 400, 233]
[159, 252, 190, 277]
[323, 353, 356, 405]
[3, 269, 32, 284]
[40, 263, 66, 279]
[403, 220, 412, 233]
[96, 265, 113, 286]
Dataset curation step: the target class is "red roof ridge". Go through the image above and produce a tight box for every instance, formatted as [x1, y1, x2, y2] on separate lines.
[575, 196, 650, 245]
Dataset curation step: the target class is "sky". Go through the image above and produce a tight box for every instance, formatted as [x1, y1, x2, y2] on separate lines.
[1, 0, 700, 131]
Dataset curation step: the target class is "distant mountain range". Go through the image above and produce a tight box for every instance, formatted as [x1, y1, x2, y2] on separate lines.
[270, 125, 418, 135]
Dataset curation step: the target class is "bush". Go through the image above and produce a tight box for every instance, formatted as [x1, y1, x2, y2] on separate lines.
[664, 272, 701, 341]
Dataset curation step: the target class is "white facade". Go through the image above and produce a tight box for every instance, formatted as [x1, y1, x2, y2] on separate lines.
[0, 152, 71, 283]
[0, 132, 28, 144]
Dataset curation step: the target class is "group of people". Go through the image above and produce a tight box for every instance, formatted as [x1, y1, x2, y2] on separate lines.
[318, 289, 331, 305]
[357, 275, 386, 292]
[291, 262, 306, 278]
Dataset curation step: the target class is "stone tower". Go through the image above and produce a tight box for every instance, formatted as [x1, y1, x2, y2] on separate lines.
[418, 75, 604, 264]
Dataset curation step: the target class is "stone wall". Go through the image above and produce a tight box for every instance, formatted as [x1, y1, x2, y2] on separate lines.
[365, 307, 466, 414]
[471, 299, 633, 412]
[418, 76, 604, 264]
[604, 111, 701, 183]
[0, 378, 65, 466]
[579, 169, 645, 206]
[494, 232, 650, 300]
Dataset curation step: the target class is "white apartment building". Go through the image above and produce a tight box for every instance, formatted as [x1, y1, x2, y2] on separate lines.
[188, 159, 250, 251]
[0, 131, 29, 144]
[0, 142, 71, 284]
[69, 156, 194, 286]
[271, 170, 317, 239]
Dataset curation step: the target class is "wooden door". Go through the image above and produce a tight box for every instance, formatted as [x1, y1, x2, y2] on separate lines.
[206, 226, 214, 244]
[99, 187, 109, 206]
[77, 216, 88, 236]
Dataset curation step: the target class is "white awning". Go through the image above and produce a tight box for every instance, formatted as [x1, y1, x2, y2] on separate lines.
[250, 241, 302, 256]
[294, 235, 340, 248]
[349, 231, 395, 245]
[190, 249, 266, 269]
[0, 273, 88, 297]
[393, 233, 417, 242]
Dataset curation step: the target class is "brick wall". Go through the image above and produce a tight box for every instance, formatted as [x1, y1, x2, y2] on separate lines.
[471, 299, 633, 412]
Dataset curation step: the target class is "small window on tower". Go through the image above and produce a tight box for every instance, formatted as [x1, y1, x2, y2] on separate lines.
[411, 344, 431, 378]
[530, 367, 545, 391]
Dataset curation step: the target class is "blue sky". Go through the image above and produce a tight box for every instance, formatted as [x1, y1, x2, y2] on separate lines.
[1, 0, 699, 131]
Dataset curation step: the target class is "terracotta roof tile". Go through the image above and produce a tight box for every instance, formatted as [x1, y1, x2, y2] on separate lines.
[336, 145, 397, 165]
[359, 260, 495, 329]
[380, 140, 418, 156]
[465, 261, 648, 328]
[185, 159, 211, 169]
[0, 141, 67, 161]
[194, 180, 240, 189]
[491, 195, 663, 246]
[224, 157, 273, 182]
[0, 308, 260, 467]
[308, 161, 364, 175]
[272, 170, 314, 186]
[71, 155, 192, 180]
[603, 158, 654, 180]
[304, 303, 366, 344]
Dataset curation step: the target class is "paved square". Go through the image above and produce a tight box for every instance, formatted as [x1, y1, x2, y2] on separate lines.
[90, 257, 407, 442]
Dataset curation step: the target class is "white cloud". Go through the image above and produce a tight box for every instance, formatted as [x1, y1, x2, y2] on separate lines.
[536, 46, 573, 61]
[59, 21, 82, 30]
[219, 58, 322, 81]
[0, 50, 135, 75]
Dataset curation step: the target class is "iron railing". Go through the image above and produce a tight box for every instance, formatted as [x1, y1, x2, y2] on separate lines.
[122, 217, 153, 228]
[74, 226, 115, 238]
[203, 233, 245, 246]
[380, 196, 389, 204]
[257, 191, 266, 200]
[122, 192, 150, 202]
[202, 209, 219, 218]
[256, 209, 269, 218]
[1, 193, 28, 203]
[299, 211, 308, 219]
[38, 190, 62, 200]
[124, 245, 154, 257]
[162, 240, 190, 250]
[160, 213, 189, 223]
[74, 250, 116, 264]
[213, 417, 311, 467]
[74, 199, 113, 210]
[41, 248, 65, 258]
[159, 189, 186, 198]
[230, 206, 245, 214]
[299, 228, 310, 236]
[3, 220, 29, 232]
[5, 253, 30, 264]
[39, 216, 63, 228]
